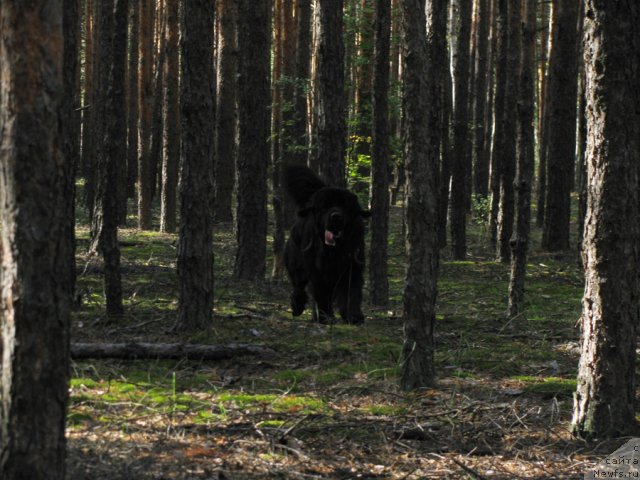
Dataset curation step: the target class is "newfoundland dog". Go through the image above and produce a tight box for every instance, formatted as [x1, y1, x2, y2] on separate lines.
[283, 165, 369, 324]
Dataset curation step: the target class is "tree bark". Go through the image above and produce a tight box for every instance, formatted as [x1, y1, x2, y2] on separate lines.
[126, 0, 140, 204]
[160, 0, 180, 233]
[0, 2, 71, 476]
[368, 0, 391, 306]
[214, 0, 238, 223]
[495, 0, 520, 262]
[312, 0, 347, 187]
[449, 0, 472, 260]
[71, 343, 273, 360]
[399, 0, 441, 390]
[507, 0, 534, 318]
[175, 0, 216, 332]
[137, 0, 154, 230]
[91, 0, 126, 315]
[535, 0, 550, 228]
[541, 0, 579, 252]
[471, 0, 490, 198]
[292, 0, 312, 166]
[488, 0, 507, 251]
[234, 0, 270, 280]
[571, 0, 640, 439]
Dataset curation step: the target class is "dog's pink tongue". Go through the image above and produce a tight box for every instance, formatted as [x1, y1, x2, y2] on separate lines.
[324, 230, 336, 246]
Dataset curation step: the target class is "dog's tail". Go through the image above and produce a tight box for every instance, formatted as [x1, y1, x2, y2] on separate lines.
[284, 164, 326, 207]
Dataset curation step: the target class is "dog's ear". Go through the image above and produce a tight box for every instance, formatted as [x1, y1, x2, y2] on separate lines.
[359, 209, 371, 218]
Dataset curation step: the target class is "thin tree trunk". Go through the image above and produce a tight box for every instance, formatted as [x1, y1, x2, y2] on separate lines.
[495, 0, 520, 262]
[234, 0, 270, 280]
[126, 1, 139, 202]
[149, 0, 166, 207]
[488, 0, 507, 251]
[508, 0, 534, 317]
[399, 0, 441, 390]
[138, 0, 154, 230]
[91, 0, 125, 316]
[312, 0, 347, 187]
[160, 0, 180, 233]
[214, 0, 238, 223]
[541, 0, 579, 251]
[535, 1, 551, 228]
[571, 0, 640, 439]
[471, 0, 490, 198]
[369, 0, 391, 306]
[0, 2, 71, 476]
[175, 0, 216, 332]
[292, 0, 312, 166]
[450, 0, 472, 260]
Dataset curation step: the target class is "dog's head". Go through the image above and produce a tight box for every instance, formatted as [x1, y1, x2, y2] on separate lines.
[298, 187, 370, 249]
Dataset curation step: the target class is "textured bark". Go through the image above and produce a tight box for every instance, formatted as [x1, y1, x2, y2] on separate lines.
[368, 0, 391, 306]
[535, 0, 550, 228]
[481, 0, 496, 197]
[71, 342, 273, 360]
[160, 0, 180, 233]
[83, 0, 98, 218]
[126, 1, 139, 202]
[495, 0, 520, 262]
[471, 0, 489, 198]
[63, 0, 80, 298]
[214, 0, 238, 223]
[292, 0, 312, 165]
[488, 0, 507, 251]
[234, 0, 270, 280]
[137, 0, 154, 230]
[541, 0, 579, 251]
[0, 2, 71, 476]
[449, 0, 472, 260]
[576, 66, 587, 250]
[437, 32, 452, 250]
[175, 0, 216, 332]
[508, 1, 534, 318]
[149, 0, 166, 208]
[571, 0, 640, 439]
[91, 0, 125, 315]
[312, 0, 347, 187]
[354, 0, 375, 159]
[399, 0, 440, 390]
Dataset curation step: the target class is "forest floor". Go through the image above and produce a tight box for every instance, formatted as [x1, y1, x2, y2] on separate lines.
[66, 199, 631, 479]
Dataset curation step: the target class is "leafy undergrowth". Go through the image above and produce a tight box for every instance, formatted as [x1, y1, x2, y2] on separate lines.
[67, 202, 622, 479]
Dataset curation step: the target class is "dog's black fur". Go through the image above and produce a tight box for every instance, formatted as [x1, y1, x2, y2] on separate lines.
[283, 165, 369, 324]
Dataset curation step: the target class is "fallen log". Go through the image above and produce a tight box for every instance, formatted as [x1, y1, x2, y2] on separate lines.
[71, 342, 273, 360]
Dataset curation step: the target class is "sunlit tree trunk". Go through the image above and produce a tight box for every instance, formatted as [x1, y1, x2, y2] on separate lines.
[571, 0, 640, 439]
[138, 0, 154, 230]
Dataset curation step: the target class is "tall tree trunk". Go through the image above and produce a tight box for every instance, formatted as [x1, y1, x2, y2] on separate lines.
[495, 0, 520, 262]
[450, 0, 472, 260]
[292, 0, 312, 166]
[138, 0, 154, 230]
[535, 0, 551, 227]
[576, 64, 587, 251]
[312, 0, 347, 187]
[571, 0, 640, 439]
[149, 0, 166, 207]
[214, 0, 238, 223]
[83, 0, 99, 219]
[160, 0, 180, 233]
[354, 0, 375, 161]
[488, 0, 507, 251]
[481, 0, 496, 201]
[63, 0, 81, 298]
[399, 0, 441, 390]
[541, 0, 579, 251]
[471, 0, 490, 198]
[126, 1, 139, 202]
[437, 31, 452, 250]
[0, 2, 71, 476]
[175, 0, 216, 332]
[91, 0, 125, 316]
[369, 0, 391, 306]
[507, 0, 534, 317]
[234, 0, 270, 280]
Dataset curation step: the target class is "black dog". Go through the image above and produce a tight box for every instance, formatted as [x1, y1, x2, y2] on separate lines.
[283, 165, 369, 324]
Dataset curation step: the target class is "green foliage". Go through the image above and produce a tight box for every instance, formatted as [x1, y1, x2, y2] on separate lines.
[470, 194, 491, 226]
